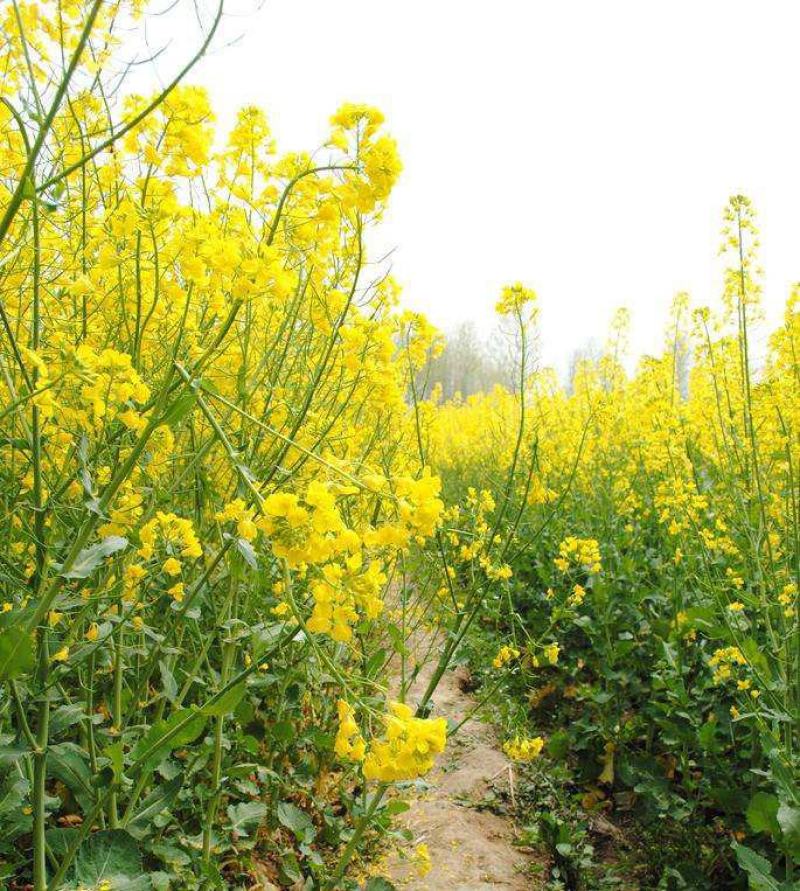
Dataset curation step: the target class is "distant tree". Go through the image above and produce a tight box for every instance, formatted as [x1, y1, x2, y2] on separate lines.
[565, 338, 601, 395]
[665, 292, 691, 400]
[425, 322, 513, 399]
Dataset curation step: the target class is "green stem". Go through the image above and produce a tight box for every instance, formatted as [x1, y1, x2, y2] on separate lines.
[108, 632, 123, 827]
[33, 629, 50, 891]
[202, 582, 237, 862]
[324, 786, 387, 890]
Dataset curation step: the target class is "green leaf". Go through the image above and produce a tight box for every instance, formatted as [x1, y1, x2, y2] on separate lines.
[0, 743, 27, 765]
[150, 841, 191, 869]
[767, 748, 799, 804]
[235, 536, 258, 569]
[363, 879, 397, 891]
[698, 721, 719, 753]
[384, 800, 410, 815]
[104, 741, 124, 781]
[386, 624, 408, 657]
[777, 803, 800, 856]
[546, 730, 570, 761]
[682, 606, 716, 629]
[732, 842, 781, 891]
[150, 873, 172, 891]
[740, 638, 771, 681]
[0, 775, 29, 819]
[46, 827, 80, 858]
[49, 742, 96, 812]
[50, 703, 87, 737]
[62, 536, 128, 580]
[0, 773, 31, 840]
[71, 830, 152, 890]
[160, 391, 196, 428]
[227, 800, 267, 836]
[159, 660, 178, 703]
[131, 709, 207, 772]
[271, 720, 295, 743]
[365, 648, 387, 677]
[0, 607, 35, 680]
[277, 800, 315, 843]
[250, 625, 288, 661]
[278, 851, 302, 885]
[746, 792, 780, 837]
[201, 679, 247, 717]
[127, 775, 184, 839]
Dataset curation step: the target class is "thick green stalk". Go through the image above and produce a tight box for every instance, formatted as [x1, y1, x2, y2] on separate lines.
[108, 633, 124, 827]
[324, 787, 387, 890]
[32, 630, 50, 891]
[202, 583, 237, 862]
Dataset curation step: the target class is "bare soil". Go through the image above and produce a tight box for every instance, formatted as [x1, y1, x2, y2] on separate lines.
[382, 634, 543, 890]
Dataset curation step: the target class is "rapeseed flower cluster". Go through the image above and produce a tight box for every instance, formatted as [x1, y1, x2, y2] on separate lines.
[131, 512, 204, 603]
[493, 644, 521, 669]
[495, 282, 537, 317]
[334, 700, 367, 762]
[503, 735, 545, 762]
[554, 537, 602, 574]
[306, 556, 387, 642]
[335, 701, 447, 782]
[709, 646, 748, 685]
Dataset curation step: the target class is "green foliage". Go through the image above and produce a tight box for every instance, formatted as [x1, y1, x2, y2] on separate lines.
[67, 830, 153, 890]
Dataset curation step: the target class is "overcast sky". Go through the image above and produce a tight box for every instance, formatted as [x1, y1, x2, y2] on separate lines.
[158, 0, 800, 372]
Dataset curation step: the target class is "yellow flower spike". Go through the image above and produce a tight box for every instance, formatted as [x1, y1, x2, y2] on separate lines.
[492, 644, 521, 670]
[162, 557, 182, 577]
[335, 700, 366, 763]
[361, 701, 447, 782]
[568, 584, 586, 607]
[495, 282, 537, 317]
[543, 643, 560, 665]
[48, 611, 63, 627]
[503, 735, 545, 762]
[167, 582, 185, 602]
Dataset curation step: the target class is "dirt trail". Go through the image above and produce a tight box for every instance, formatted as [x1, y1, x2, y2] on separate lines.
[382, 634, 541, 890]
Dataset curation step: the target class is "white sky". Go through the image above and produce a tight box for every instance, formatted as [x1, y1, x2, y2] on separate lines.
[155, 0, 800, 373]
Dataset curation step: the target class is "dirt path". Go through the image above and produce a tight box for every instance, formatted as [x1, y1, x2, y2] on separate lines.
[382, 635, 541, 890]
